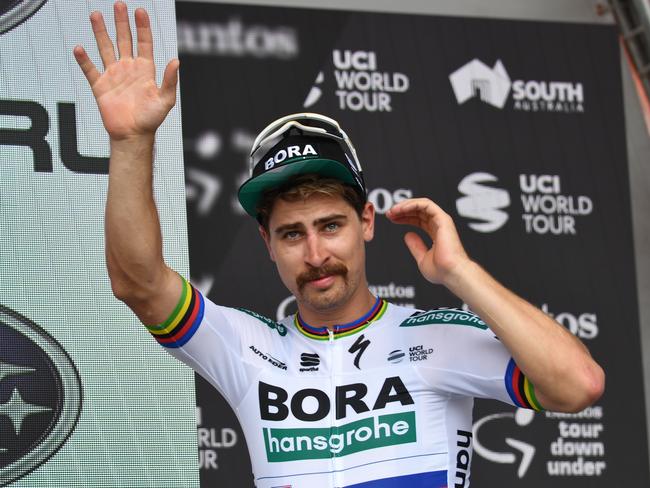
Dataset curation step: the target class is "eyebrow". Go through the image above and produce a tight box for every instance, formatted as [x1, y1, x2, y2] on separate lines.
[273, 213, 348, 235]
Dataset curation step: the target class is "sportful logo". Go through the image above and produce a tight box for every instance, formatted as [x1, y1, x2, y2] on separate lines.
[449, 58, 584, 113]
[0, 0, 48, 35]
[456, 173, 510, 233]
[299, 353, 319, 372]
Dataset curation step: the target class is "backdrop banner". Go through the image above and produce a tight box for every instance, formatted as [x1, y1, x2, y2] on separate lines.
[0, 1, 197, 486]
[177, 2, 648, 486]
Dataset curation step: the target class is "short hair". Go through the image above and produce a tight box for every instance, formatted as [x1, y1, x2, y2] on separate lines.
[256, 174, 367, 230]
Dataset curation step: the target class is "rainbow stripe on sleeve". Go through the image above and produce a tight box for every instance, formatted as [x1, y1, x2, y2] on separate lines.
[505, 358, 544, 411]
[145, 276, 204, 348]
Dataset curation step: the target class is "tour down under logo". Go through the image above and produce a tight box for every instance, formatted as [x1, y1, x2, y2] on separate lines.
[0, 0, 48, 35]
[0, 306, 82, 485]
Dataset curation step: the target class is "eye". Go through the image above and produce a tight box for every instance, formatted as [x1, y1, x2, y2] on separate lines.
[324, 222, 340, 232]
[283, 230, 301, 240]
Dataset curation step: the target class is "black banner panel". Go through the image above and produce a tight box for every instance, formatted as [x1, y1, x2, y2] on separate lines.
[177, 2, 648, 486]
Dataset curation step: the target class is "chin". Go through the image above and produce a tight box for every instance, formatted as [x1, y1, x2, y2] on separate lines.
[301, 286, 349, 312]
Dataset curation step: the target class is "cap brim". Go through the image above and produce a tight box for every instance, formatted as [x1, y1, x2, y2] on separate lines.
[238, 158, 357, 218]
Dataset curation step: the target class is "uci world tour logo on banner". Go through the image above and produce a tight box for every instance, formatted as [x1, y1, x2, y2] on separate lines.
[449, 58, 584, 113]
[456, 172, 594, 235]
[303, 49, 411, 112]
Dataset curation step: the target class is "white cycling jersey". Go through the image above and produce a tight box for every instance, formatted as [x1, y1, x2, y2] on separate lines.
[146, 277, 542, 488]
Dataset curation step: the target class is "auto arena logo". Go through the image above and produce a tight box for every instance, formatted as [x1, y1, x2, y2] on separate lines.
[0, 306, 82, 485]
[0, 0, 48, 35]
[303, 49, 411, 112]
[449, 58, 584, 113]
[456, 172, 594, 235]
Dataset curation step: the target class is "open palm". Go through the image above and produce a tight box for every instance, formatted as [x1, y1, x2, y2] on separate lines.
[73, 2, 178, 140]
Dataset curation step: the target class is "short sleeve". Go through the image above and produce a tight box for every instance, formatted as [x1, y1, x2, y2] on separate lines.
[143, 277, 284, 407]
[413, 309, 543, 411]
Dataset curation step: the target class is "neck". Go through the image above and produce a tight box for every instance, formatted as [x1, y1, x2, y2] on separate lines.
[297, 287, 377, 329]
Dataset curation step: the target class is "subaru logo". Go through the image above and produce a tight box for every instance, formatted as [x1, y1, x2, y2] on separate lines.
[0, 306, 82, 485]
[0, 0, 48, 35]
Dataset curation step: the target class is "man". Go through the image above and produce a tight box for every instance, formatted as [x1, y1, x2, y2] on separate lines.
[74, 3, 604, 487]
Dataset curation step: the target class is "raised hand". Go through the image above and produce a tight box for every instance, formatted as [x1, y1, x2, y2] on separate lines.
[73, 1, 179, 140]
[385, 198, 470, 285]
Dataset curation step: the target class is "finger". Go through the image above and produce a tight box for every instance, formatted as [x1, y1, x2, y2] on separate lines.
[160, 58, 180, 100]
[114, 1, 133, 59]
[90, 10, 116, 67]
[134, 8, 153, 60]
[404, 232, 429, 264]
[73, 45, 101, 85]
[389, 198, 445, 218]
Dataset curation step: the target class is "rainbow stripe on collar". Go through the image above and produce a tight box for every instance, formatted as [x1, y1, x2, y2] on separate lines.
[294, 297, 387, 340]
[505, 358, 544, 411]
[146, 276, 204, 348]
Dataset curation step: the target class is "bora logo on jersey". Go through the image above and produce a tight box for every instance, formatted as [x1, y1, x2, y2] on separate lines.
[258, 377, 417, 462]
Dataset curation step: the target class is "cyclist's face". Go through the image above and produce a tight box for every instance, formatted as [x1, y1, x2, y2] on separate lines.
[261, 193, 374, 314]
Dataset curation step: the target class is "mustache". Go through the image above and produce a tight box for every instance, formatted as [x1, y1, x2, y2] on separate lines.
[296, 262, 348, 290]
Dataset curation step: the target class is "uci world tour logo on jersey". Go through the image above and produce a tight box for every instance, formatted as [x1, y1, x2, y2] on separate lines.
[449, 58, 584, 114]
[259, 377, 416, 462]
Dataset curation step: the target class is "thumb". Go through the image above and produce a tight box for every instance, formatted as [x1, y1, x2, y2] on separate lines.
[403, 232, 428, 265]
[161, 58, 180, 101]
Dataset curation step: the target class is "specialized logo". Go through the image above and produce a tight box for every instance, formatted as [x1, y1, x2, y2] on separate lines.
[456, 173, 510, 233]
[249, 345, 287, 370]
[449, 58, 584, 113]
[0, 306, 82, 485]
[299, 353, 319, 372]
[303, 49, 411, 112]
[264, 144, 317, 171]
[259, 377, 416, 461]
[387, 350, 405, 364]
[176, 19, 298, 59]
[348, 334, 370, 369]
[0, 0, 48, 35]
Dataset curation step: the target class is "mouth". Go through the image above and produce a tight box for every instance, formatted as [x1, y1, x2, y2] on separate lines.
[307, 275, 336, 289]
[297, 263, 348, 291]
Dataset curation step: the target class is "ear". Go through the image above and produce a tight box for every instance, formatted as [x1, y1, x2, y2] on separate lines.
[258, 225, 276, 262]
[361, 201, 375, 242]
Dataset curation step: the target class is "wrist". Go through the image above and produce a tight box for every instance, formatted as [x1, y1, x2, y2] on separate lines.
[441, 258, 481, 295]
[110, 133, 155, 157]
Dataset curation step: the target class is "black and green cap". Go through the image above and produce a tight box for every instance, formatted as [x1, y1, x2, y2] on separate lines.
[237, 113, 366, 219]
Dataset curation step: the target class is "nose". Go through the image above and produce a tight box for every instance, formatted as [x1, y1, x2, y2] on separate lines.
[304, 232, 329, 268]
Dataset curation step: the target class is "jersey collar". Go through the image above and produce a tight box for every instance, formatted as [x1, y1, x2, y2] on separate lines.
[294, 297, 387, 340]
